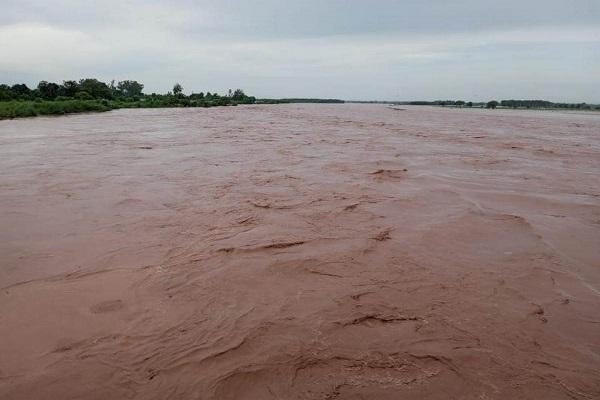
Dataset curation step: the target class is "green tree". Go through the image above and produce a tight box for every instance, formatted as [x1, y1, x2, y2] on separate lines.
[0, 84, 13, 100]
[60, 80, 79, 97]
[78, 78, 112, 99]
[11, 83, 31, 98]
[486, 100, 498, 109]
[117, 80, 144, 97]
[37, 81, 60, 100]
[232, 89, 246, 100]
[173, 83, 183, 96]
[75, 91, 94, 100]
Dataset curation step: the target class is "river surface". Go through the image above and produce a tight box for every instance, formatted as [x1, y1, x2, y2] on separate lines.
[1, 105, 599, 399]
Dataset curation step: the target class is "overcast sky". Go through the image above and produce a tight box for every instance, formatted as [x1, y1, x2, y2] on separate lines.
[1, 0, 599, 102]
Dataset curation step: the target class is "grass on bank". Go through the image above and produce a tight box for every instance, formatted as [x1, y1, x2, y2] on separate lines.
[0, 99, 113, 119]
[0, 97, 246, 120]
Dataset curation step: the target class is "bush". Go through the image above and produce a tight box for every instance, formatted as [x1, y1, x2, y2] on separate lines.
[0, 100, 113, 120]
[75, 91, 93, 100]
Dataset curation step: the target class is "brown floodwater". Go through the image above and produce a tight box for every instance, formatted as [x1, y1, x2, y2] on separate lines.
[1, 104, 599, 399]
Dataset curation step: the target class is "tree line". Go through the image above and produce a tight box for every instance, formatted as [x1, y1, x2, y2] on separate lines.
[405, 99, 598, 110]
[0, 78, 256, 104]
[499, 99, 597, 110]
[0, 78, 259, 119]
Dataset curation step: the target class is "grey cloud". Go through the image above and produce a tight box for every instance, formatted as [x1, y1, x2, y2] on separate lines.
[3, 0, 599, 37]
[1, 1, 599, 102]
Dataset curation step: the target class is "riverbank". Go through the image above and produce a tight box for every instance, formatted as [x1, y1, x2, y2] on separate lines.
[0, 98, 250, 120]
[0, 99, 112, 119]
[0, 98, 350, 120]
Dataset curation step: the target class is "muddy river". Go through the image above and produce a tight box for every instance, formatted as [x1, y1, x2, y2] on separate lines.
[1, 104, 599, 399]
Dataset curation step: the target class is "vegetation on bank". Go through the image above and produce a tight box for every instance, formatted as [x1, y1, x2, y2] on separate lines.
[0, 78, 351, 120]
[0, 79, 257, 119]
[258, 98, 345, 104]
[400, 99, 600, 110]
[0, 99, 112, 119]
[2, 78, 597, 120]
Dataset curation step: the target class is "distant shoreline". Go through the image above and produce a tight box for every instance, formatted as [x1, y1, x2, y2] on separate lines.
[351, 100, 600, 111]
[4, 99, 600, 121]
[2, 76, 598, 120]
